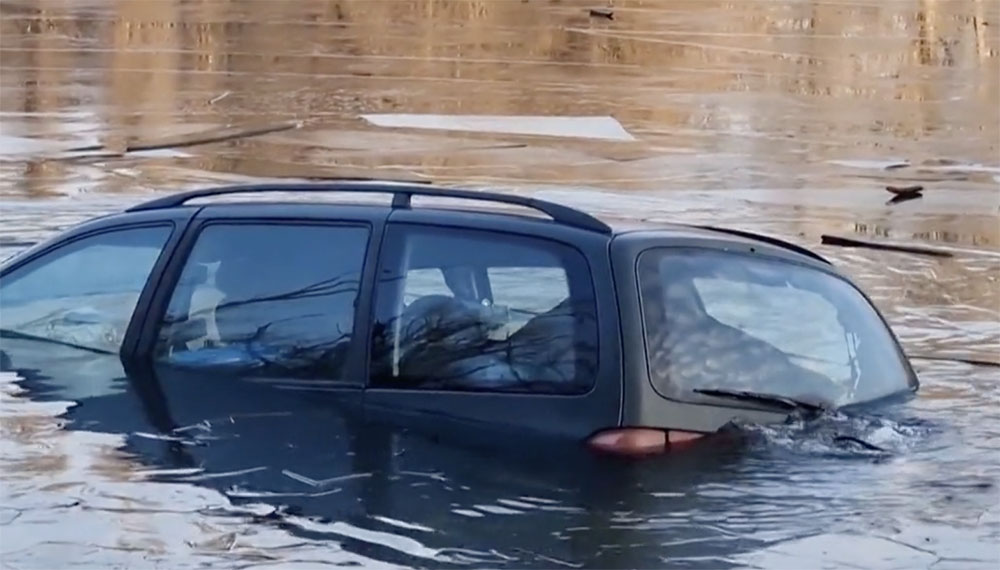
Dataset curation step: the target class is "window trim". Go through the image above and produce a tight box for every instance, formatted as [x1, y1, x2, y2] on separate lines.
[134, 217, 376, 386]
[366, 221, 602, 396]
[634, 244, 918, 405]
[0, 221, 177, 358]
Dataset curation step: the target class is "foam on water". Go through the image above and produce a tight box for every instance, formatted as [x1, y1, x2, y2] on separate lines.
[723, 408, 934, 459]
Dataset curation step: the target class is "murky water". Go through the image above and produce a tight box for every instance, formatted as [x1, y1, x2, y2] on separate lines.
[1, 0, 998, 568]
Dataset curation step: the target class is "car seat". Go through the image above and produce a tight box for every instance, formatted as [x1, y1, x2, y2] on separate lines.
[653, 274, 841, 400]
[397, 295, 488, 350]
[642, 274, 709, 391]
[159, 263, 214, 354]
[505, 297, 581, 383]
[394, 294, 495, 380]
[211, 255, 257, 345]
[661, 277, 710, 328]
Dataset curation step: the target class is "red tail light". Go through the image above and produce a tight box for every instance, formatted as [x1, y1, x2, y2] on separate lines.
[586, 427, 706, 457]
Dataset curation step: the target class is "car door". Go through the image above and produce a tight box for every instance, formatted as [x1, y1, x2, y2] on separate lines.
[128, 203, 387, 432]
[0, 210, 190, 403]
[363, 208, 622, 447]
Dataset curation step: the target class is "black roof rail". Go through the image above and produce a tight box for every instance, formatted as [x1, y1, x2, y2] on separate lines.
[125, 180, 613, 234]
[690, 224, 832, 265]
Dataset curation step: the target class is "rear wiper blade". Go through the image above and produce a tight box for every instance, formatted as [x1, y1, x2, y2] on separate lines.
[693, 388, 830, 414]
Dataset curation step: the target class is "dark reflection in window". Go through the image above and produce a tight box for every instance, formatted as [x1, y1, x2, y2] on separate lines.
[369, 224, 599, 394]
[155, 223, 370, 380]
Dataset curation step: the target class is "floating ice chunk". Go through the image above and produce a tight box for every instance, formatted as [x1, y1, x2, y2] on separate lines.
[826, 158, 910, 170]
[360, 114, 636, 141]
[0, 134, 82, 159]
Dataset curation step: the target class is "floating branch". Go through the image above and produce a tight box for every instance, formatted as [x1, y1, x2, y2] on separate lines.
[885, 185, 924, 205]
[909, 355, 1000, 368]
[59, 121, 303, 158]
[820, 234, 954, 258]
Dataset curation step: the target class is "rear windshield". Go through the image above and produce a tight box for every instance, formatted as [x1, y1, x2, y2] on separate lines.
[637, 248, 914, 407]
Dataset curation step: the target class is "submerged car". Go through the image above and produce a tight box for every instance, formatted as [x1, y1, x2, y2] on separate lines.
[0, 180, 918, 456]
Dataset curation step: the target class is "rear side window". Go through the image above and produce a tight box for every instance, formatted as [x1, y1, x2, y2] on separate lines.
[153, 222, 370, 381]
[369, 224, 598, 394]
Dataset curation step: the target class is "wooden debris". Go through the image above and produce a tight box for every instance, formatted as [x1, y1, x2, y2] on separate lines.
[921, 158, 962, 166]
[208, 91, 231, 105]
[909, 355, 1000, 368]
[62, 121, 303, 157]
[885, 184, 924, 205]
[886, 184, 924, 195]
[820, 234, 954, 258]
[833, 435, 887, 452]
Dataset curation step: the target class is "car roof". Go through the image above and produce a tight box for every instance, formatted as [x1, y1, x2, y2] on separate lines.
[120, 180, 832, 267]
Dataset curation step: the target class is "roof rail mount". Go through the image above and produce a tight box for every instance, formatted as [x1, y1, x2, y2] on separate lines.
[126, 181, 612, 234]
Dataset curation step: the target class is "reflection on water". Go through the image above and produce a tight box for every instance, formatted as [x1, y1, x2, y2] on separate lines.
[0, 372, 406, 569]
[0, 0, 998, 568]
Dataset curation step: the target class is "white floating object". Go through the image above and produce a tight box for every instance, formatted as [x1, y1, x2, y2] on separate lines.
[826, 158, 910, 170]
[360, 114, 636, 141]
[0, 134, 82, 159]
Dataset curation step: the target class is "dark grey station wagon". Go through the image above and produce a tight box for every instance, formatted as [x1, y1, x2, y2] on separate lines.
[0, 181, 918, 456]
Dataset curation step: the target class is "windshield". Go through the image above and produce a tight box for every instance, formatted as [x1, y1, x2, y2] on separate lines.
[637, 247, 915, 408]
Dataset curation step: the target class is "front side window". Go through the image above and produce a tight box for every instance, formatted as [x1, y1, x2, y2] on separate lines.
[154, 223, 370, 380]
[369, 225, 599, 394]
[0, 225, 173, 353]
[638, 248, 913, 407]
